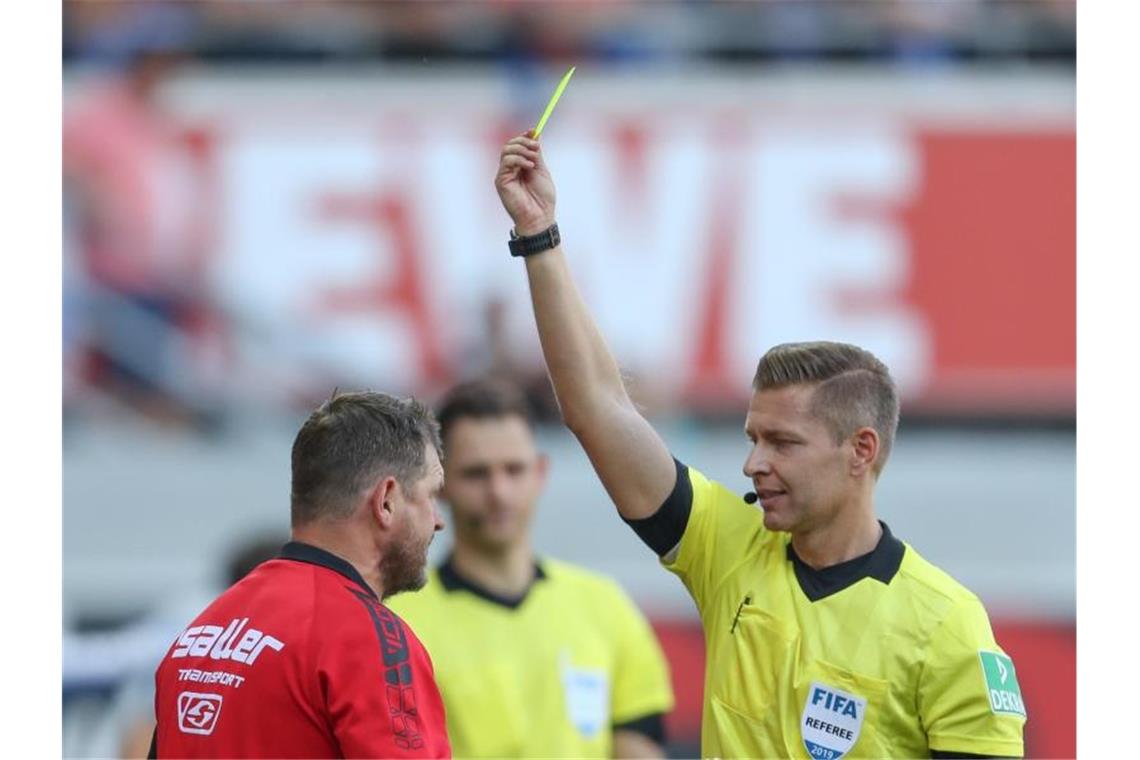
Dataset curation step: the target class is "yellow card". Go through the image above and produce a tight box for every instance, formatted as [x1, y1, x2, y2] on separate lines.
[533, 66, 576, 139]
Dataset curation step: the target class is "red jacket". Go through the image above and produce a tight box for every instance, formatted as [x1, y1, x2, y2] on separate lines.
[153, 542, 451, 758]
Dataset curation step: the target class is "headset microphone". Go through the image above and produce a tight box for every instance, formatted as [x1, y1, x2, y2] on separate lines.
[743, 492, 758, 504]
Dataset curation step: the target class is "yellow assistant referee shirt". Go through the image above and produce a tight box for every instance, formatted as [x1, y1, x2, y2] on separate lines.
[654, 462, 1025, 759]
[387, 556, 674, 758]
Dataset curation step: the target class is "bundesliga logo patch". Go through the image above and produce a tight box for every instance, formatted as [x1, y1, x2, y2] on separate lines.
[978, 651, 1026, 717]
[800, 681, 866, 760]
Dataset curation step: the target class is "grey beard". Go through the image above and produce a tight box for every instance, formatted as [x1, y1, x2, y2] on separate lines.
[380, 534, 429, 598]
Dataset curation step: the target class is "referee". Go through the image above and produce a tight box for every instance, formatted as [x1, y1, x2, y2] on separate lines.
[492, 132, 1027, 758]
[388, 379, 674, 758]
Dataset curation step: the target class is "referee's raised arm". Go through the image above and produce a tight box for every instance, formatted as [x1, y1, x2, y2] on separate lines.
[494, 132, 675, 522]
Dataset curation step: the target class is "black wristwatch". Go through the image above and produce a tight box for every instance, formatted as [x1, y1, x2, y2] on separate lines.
[508, 223, 560, 257]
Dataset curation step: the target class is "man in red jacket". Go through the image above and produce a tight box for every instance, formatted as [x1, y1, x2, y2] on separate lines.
[151, 391, 451, 758]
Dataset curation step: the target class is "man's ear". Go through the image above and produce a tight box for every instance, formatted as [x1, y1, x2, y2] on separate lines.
[368, 476, 400, 529]
[850, 427, 880, 477]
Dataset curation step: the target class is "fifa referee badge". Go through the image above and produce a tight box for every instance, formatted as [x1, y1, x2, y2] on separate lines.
[801, 682, 867, 760]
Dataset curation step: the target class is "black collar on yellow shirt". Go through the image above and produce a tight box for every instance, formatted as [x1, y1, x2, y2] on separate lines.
[437, 554, 548, 610]
[786, 520, 906, 602]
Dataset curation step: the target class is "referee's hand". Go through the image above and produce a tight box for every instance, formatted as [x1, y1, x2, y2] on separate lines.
[495, 131, 557, 236]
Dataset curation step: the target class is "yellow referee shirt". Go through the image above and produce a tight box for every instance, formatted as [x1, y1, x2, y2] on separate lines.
[662, 463, 1026, 759]
[388, 556, 675, 758]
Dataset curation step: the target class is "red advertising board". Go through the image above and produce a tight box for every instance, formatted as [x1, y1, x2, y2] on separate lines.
[900, 132, 1075, 414]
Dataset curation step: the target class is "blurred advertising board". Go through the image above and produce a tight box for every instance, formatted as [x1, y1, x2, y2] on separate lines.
[64, 67, 1074, 415]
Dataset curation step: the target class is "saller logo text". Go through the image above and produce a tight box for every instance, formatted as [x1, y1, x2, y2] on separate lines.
[171, 618, 285, 665]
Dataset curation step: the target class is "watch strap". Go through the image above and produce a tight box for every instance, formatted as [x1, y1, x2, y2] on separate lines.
[509, 223, 561, 257]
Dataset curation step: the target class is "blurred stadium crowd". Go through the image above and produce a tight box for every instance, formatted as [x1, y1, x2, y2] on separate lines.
[65, 0, 1074, 65]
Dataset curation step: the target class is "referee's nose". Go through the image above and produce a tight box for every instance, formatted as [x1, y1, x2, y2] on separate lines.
[743, 443, 773, 480]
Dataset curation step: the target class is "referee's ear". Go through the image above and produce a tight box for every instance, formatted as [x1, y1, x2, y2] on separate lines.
[849, 426, 880, 478]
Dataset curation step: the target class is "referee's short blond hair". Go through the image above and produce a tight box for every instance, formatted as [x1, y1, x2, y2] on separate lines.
[753, 341, 899, 476]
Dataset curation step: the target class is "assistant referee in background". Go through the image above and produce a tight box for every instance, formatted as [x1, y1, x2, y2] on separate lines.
[492, 131, 1026, 758]
[389, 379, 673, 758]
